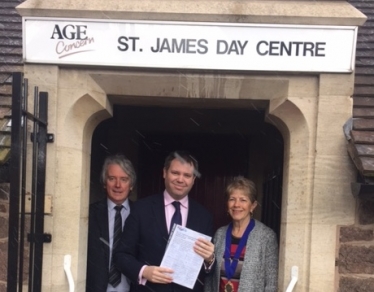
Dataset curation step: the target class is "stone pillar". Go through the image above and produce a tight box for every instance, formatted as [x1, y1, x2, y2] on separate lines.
[309, 73, 356, 291]
[23, 65, 112, 291]
[268, 73, 356, 291]
[268, 75, 319, 291]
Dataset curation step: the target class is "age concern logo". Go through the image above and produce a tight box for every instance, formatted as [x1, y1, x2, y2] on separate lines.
[51, 24, 95, 59]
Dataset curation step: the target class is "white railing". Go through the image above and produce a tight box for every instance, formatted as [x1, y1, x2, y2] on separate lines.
[64, 255, 75, 292]
[285, 266, 298, 292]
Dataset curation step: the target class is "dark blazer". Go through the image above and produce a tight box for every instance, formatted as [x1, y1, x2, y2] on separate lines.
[86, 198, 132, 292]
[115, 193, 214, 292]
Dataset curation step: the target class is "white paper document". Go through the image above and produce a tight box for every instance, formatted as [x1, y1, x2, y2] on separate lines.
[160, 225, 212, 289]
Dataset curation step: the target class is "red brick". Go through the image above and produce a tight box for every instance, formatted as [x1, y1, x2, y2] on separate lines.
[339, 245, 374, 274]
[340, 226, 374, 243]
[0, 242, 7, 282]
[339, 276, 374, 292]
[0, 218, 7, 238]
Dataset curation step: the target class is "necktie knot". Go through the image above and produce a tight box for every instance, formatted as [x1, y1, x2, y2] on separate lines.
[172, 201, 181, 211]
[114, 205, 123, 212]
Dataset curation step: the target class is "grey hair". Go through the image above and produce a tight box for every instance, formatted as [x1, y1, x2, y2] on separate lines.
[100, 154, 136, 187]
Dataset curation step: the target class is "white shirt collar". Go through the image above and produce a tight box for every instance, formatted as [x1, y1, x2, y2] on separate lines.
[107, 197, 130, 210]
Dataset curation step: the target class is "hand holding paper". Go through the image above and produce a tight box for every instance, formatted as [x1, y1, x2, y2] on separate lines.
[160, 225, 212, 289]
[193, 238, 215, 262]
[143, 266, 174, 284]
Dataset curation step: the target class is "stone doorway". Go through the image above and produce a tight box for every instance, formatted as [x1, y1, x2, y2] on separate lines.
[20, 66, 355, 291]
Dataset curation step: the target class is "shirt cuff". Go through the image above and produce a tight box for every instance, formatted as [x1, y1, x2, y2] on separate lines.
[138, 265, 148, 285]
[203, 253, 215, 271]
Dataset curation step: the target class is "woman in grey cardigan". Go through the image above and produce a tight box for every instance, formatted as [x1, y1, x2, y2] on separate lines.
[205, 177, 278, 292]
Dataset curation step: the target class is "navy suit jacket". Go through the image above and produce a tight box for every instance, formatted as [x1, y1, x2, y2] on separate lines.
[86, 198, 132, 292]
[115, 193, 214, 292]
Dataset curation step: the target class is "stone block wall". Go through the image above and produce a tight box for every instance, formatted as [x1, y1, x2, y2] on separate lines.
[338, 199, 374, 292]
[0, 183, 9, 292]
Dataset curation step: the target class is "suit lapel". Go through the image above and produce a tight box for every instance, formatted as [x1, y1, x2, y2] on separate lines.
[152, 194, 169, 239]
[186, 198, 199, 230]
[97, 199, 110, 266]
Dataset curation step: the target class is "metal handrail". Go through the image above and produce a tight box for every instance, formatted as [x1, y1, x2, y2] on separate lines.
[285, 266, 298, 292]
[64, 255, 75, 292]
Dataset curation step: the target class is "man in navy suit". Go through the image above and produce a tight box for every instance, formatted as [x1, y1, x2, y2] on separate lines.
[115, 151, 215, 292]
[86, 154, 136, 292]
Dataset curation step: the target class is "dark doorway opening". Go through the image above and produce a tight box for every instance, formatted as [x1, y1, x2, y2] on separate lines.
[90, 104, 283, 236]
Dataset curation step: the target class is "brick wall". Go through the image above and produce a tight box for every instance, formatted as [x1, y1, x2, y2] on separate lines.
[339, 0, 374, 289]
[338, 201, 374, 292]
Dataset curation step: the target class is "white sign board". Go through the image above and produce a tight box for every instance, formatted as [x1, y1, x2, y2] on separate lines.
[23, 18, 357, 73]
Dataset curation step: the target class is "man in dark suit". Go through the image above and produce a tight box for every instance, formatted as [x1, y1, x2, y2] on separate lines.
[86, 154, 136, 292]
[115, 151, 215, 292]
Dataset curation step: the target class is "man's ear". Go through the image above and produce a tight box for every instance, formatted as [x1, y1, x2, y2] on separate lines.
[163, 167, 167, 179]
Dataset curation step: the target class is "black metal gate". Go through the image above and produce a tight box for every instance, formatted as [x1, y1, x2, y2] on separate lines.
[7, 72, 53, 292]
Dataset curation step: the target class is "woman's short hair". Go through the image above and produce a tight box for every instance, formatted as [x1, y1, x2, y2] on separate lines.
[226, 176, 257, 203]
[100, 154, 136, 187]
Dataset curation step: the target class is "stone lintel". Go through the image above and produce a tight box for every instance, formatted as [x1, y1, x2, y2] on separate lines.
[89, 71, 289, 102]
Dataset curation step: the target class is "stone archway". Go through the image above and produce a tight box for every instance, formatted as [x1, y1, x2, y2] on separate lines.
[22, 65, 355, 291]
[86, 70, 313, 290]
